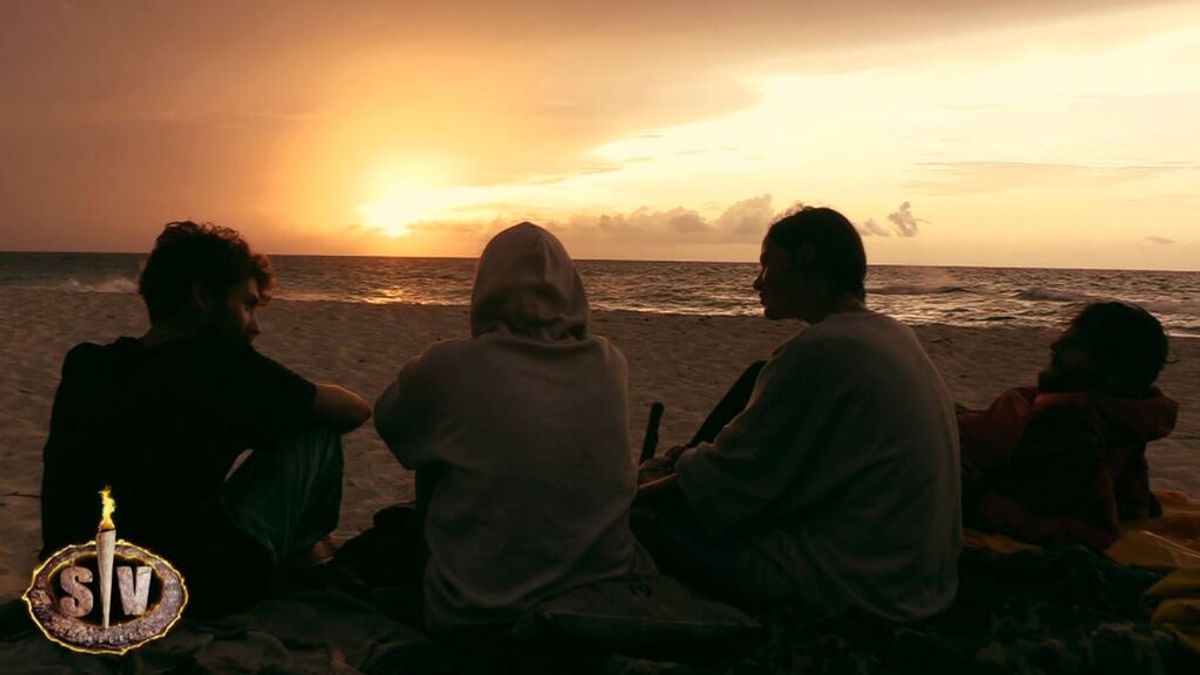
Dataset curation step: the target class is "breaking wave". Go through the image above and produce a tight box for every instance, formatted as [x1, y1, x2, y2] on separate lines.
[53, 277, 138, 294]
[1014, 287, 1102, 303]
[868, 284, 971, 296]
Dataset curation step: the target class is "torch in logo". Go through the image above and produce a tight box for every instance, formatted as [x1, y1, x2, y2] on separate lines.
[97, 486, 117, 629]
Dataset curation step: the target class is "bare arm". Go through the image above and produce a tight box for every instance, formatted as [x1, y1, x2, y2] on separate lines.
[310, 383, 372, 431]
[637, 472, 681, 498]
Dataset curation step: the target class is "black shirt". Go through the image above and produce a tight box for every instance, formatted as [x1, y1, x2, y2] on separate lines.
[40, 335, 316, 605]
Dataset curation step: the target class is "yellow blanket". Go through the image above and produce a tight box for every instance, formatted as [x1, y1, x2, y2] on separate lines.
[1145, 566, 1200, 656]
[966, 490, 1200, 571]
[965, 490, 1200, 658]
[1111, 490, 1200, 571]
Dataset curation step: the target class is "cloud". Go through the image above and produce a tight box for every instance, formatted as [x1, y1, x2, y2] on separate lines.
[856, 202, 926, 237]
[666, 209, 709, 233]
[397, 196, 929, 247]
[714, 195, 778, 235]
[372, 196, 925, 252]
[887, 201, 924, 237]
[905, 161, 1199, 195]
[1145, 235, 1175, 244]
[391, 195, 795, 247]
[858, 219, 892, 237]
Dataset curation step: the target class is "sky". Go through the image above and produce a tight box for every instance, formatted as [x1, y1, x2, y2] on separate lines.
[1, 0, 1197, 269]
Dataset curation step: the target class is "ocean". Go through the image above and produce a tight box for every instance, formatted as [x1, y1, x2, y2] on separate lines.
[2, 252, 1198, 337]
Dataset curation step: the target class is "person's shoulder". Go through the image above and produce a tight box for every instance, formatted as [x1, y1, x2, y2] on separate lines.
[398, 337, 476, 376]
[582, 333, 626, 359]
[811, 311, 922, 349]
[832, 309, 913, 336]
[63, 341, 104, 363]
[780, 313, 874, 350]
[767, 327, 846, 376]
[776, 313, 923, 372]
[176, 339, 300, 383]
[62, 337, 139, 371]
[418, 336, 473, 359]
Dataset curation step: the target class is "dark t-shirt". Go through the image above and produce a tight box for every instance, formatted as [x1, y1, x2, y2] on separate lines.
[40, 335, 316, 601]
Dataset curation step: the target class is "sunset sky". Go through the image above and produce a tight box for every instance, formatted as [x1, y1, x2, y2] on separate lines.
[1, 1, 1197, 269]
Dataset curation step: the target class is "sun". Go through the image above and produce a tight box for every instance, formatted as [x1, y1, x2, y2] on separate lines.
[358, 177, 502, 237]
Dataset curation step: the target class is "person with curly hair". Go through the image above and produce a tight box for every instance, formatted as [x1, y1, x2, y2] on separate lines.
[40, 221, 372, 615]
[959, 302, 1178, 550]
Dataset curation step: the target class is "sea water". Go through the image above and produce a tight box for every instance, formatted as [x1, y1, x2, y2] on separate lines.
[2, 252, 1197, 336]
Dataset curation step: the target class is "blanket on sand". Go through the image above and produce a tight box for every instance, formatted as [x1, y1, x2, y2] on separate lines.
[2, 534, 1197, 673]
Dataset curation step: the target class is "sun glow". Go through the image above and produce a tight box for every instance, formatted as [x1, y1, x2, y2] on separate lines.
[357, 182, 495, 237]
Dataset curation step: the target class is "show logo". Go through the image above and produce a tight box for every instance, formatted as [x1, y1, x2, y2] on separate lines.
[23, 487, 188, 654]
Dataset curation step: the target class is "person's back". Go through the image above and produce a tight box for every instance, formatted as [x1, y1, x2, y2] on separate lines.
[730, 311, 959, 618]
[637, 206, 961, 621]
[40, 221, 371, 614]
[42, 336, 315, 566]
[375, 222, 651, 630]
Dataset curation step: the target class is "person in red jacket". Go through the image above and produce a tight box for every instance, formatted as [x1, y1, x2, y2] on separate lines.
[959, 301, 1177, 550]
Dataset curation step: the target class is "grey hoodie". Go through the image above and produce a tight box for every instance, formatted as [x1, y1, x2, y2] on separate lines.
[375, 222, 653, 630]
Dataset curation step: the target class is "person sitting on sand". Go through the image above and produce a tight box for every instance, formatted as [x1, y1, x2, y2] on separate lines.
[635, 206, 961, 621]
[40, 221, 372, 615]
[959, 302, 1177, 550]
[374, 222, 654, 631]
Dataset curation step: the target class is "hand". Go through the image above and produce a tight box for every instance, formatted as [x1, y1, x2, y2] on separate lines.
[637, 444, 689, 484]
[637, 473, 679, 498]
[663, 444, 690, 462]
[638, 455, 675, 484]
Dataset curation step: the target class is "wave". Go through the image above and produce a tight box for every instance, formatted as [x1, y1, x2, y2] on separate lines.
[1014, 288, 1200, 317]
[274, 291, 351, 303]
[867, 284, 971, 296]
[1138, 299, 1200, 317]
[31, 277, 140, 294]
[1014, 287, 1101, 303]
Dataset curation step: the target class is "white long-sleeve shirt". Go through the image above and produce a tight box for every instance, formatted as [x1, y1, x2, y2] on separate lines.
[675, 310, 962, 620]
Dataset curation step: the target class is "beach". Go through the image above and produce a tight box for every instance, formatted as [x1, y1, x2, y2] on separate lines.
[2, 287, 1197, 602]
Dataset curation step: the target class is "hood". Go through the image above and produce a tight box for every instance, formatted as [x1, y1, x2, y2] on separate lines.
[470, 222, 589, 340]
[1034, 387, 1179, 442]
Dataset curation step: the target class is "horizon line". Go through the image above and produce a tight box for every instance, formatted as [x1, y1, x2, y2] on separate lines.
[1, 247, 1198, 275]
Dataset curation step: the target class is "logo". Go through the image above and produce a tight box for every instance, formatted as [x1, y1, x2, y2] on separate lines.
[23, 487, 188, 654]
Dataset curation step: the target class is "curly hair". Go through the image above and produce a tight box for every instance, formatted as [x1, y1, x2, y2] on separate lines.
[1069, 301, 1169, 391]
[138, 221, 274, 323]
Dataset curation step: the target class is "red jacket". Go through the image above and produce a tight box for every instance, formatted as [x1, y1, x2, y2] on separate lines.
[959, 386, 1178, 550]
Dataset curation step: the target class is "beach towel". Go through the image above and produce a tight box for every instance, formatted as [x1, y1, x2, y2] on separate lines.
[4, 543, 1197, 673]
[718, 544, 1194, 674]
[967, 490, 1200, 571]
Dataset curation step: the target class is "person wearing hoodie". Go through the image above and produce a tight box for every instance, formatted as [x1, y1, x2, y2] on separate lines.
[373, 222, 654, 631]
[959, 301, 1178, 550]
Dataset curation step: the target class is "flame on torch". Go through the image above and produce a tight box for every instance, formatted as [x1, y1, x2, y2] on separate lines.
[96, 486, 117, 628]
[98, 486, 116, 532]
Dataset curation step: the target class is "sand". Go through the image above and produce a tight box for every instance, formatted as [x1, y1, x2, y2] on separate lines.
[1, 287, 1197, 602]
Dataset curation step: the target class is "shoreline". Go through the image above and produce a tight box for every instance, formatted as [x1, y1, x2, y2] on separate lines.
[4, 288, 1200, 338]
[1, 288, 1196, 601]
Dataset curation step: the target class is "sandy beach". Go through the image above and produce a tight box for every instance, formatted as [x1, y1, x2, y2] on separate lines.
[2, 287, 1197, 602]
